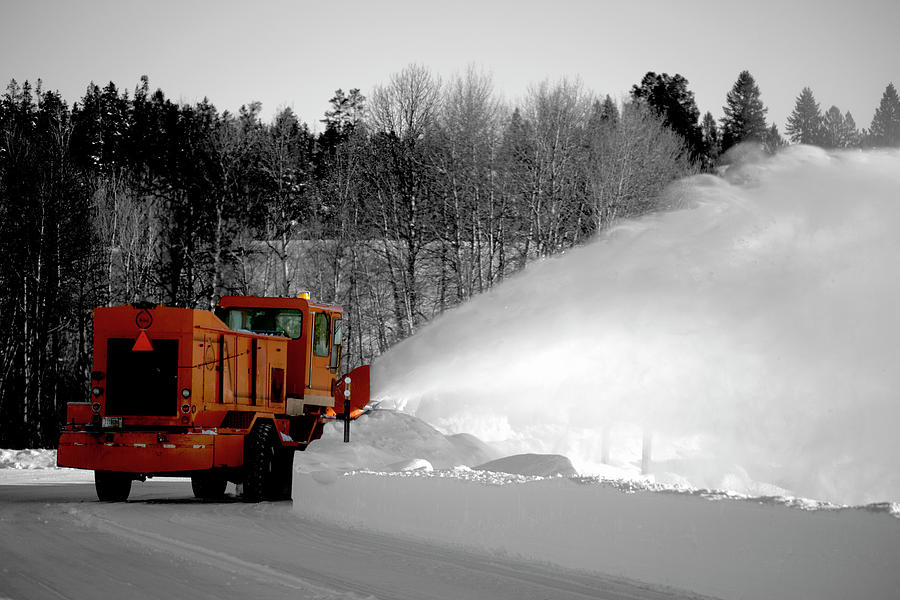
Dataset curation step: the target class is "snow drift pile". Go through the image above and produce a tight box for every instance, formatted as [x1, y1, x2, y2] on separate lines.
[0, 449, 57, 470]
[373, 147, 900, 506]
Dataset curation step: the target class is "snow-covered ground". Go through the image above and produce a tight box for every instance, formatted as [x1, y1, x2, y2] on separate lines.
[7, 405, 897, 600]
[3, 415, 900, 600]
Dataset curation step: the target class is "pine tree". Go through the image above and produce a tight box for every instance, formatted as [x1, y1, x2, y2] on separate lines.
[630, 72, 703, 158]
[867, 82, 900, 147]
[786, 87, 825, 145]
[763, 123, 785, 153]
[822, 106, 844, 148]
[587, 95, 618, 140]
[720, 70, 768, 152]
[842, 111, 859, 148]
[599, 94, 619, 124]
[700, 111, 720, 163]
[71, 81, 131, 173]
[322, 88, 366, 135]
[822, 106, 859, 148]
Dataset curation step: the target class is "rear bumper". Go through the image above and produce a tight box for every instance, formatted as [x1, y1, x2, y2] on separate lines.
[57, 431, 244, 474]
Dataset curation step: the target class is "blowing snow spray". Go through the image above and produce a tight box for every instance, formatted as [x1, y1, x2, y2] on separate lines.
[373, 147, 900, 506]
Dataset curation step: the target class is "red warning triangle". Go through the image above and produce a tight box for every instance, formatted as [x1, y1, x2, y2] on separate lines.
[132, 330, 154, 352]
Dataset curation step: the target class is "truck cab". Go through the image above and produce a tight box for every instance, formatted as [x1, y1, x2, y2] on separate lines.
[216, 294, 345, 416]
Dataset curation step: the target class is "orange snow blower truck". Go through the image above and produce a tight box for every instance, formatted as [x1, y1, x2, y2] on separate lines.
[57, 295, 370, 502]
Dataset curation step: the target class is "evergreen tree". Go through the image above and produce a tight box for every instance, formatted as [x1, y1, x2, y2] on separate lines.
[319, 88, 367, 162]
[842, 111, 859, 148]
[71, 82, 131, 173]
[599, 94, 619, 124]
[586, 96, 618, 139]
[822, 106, 859, 148]
[867, 82, 900, 147]
[630, 72, 703, 158]
[720, 70, 768, 152]
[786, 87, 825, 145]
[322, 88, 366, 134]
[822, 106, 844, 148]
[700, 111, 720, 164]
[763, 123, 785, 153]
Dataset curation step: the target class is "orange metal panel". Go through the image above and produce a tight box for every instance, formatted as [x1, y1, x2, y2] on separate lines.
[58, 432, 221, 473]
[212, 434, 243, 467]
[65, 403, 93, 425]
[235, 336, 253, 407]
[334, 365, 370, 415]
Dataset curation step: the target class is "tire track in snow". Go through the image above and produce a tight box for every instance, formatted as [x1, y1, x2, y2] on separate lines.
[67, 504, 373, 600]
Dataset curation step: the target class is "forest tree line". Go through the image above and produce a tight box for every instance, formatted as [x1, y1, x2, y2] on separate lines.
[1, 64, 899, 448]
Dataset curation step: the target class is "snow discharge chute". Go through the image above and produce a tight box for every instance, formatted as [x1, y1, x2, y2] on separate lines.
[373, 146, 900, 506]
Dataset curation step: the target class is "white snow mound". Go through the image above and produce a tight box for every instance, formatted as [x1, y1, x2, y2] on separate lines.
[0, 449, 58, 470]
[475, 453, 576, 477]
[293, 409, 500, 473]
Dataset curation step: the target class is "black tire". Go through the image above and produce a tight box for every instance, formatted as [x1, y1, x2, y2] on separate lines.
[191, 473, 227, 501]
[95, 470, 132, 502]
[243, 422, 277, 502]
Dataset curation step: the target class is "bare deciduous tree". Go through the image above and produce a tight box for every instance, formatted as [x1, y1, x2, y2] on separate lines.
[587, 101, 694, 229]
[366, 64, 443, 337]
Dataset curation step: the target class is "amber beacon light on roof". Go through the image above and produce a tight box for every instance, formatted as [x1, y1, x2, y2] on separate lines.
[57, 295, 370, 502]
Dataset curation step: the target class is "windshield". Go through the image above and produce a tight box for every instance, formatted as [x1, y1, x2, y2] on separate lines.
[224, 308, 302, 339]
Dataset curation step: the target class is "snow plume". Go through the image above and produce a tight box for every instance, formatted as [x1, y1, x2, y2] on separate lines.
[373, 146, 900, 506]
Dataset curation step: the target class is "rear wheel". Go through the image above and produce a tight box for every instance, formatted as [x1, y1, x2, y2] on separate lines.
[94, 470, 132, 502]
[191, 473, 227, 501]
[243, 422, 277, 502]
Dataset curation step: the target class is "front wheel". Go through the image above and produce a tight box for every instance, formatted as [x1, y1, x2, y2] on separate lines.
[95, 470, 132, 502]
[243, 422, 277, 502]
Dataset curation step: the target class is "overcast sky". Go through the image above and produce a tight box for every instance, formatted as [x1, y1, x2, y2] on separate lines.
[1, 0, 897, 132]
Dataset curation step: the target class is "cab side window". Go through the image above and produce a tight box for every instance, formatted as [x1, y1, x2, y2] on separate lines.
[226, 309, 247, 331]
[329, 318, 342, 370]
[313, 313, 330, 357]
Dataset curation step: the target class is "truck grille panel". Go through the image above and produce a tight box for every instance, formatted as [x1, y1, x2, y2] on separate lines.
[106, 338, 178, 416]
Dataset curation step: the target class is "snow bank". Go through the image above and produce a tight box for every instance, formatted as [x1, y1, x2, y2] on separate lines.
[0, 449, 93, 484]
[294, 411, 900, 599]
[474, 453, 576, 477]
[0, 449, 58, 470]
[294, 470, 900, 600]
[293, 409, 499, 473]
[373, 147, 900, 506]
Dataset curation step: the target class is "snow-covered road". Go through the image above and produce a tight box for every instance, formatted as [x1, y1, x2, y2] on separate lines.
[0, 481, 703, 600]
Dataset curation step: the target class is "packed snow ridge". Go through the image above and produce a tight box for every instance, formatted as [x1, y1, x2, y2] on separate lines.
[295, 409, 899, 517]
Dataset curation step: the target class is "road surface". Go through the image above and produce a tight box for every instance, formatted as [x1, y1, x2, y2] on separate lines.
[0, 481, 712, 600]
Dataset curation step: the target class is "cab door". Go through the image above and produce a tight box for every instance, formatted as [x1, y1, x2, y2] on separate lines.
[307, 310, 333, 395]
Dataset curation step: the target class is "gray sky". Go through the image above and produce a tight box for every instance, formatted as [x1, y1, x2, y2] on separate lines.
[1, 0, 897, 132]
